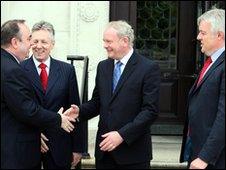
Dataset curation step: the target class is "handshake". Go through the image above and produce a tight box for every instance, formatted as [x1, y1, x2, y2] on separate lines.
[58, 104, 80, 133]
[40, 105, 80, 154]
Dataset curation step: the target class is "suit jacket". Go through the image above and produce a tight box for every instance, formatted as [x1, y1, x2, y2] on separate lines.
[21, 56, 84, 167]
[180, 52, 225, 169]
[1, 48, 62, 169]
[79, 51, 160, 164]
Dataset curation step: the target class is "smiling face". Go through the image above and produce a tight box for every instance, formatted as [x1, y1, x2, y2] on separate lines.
[197, 20, 220, 56]
[103, 27, 130, 60]
[31, 29, 54, 62]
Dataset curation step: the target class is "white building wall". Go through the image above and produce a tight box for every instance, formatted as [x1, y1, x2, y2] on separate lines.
[1, 1, 109, 156]
[1, 1, 109, 100]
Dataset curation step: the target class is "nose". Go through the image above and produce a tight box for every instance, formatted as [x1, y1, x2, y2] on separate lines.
[103, 42, 108, 49]
[36, 42, 43, 48]
[197, 33, 201, 41]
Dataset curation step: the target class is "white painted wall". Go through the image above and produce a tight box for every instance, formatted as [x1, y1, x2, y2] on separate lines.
[1, 1, 109, 100]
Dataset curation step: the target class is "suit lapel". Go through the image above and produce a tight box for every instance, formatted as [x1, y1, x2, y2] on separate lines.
[190, 52, 225, 96]
[105, 59, 114, 100]
[24, 57, 44, 93]
[110, 52, 138, 103]
[46, 58, 60, 95]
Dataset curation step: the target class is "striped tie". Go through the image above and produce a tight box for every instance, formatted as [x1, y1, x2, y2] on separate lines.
[112, 61, 123, 92]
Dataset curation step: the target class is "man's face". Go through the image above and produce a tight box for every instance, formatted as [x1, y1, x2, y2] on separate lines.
[31, 30, 54, 62]
[16, 23, 31, 61]
[197, 20, 219, 56]
[103, 27, 126, 60]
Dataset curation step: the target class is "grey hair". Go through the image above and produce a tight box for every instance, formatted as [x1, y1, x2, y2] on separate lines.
[106, 20, 135, 47]
[198, 8, 225, 35]
[32, 21, 55, 42]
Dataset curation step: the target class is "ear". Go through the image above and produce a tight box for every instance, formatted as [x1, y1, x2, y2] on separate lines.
[217, 31, 224, 40]
[50, 41, 55, 50]
[122, 36, 129, 46]
[11, 37, 19, 49]
[52, 40, 55, 47]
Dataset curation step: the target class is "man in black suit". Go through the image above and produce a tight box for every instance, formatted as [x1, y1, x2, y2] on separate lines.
[76, 20, 160, 169]
[1, 19, 77, 169]
[180, 8, 225, 169]
[21, 21, 84, 169]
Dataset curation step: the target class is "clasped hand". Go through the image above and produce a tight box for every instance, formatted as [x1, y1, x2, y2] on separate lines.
[59, 105, 79, 133]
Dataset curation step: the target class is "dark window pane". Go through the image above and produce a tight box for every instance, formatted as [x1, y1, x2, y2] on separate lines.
[136, 1, 178, 69]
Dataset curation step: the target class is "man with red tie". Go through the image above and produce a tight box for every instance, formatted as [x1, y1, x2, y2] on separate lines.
[180, 8, 225, 169]
[21, 21, 84, 169]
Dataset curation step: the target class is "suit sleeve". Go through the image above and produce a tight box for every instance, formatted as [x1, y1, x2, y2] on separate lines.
[118, 62, 160, 145]
[198, 67, 225, 165]
[67, 66, 86, 153]
[3, 66, 61, 129]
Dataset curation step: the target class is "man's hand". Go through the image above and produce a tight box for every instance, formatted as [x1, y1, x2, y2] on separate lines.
[58, 107, 76, 133]
[40, 133, 49, 153]
[63, 105, 79, 121]
[189, 158, 208, 169]
[71, 152, 82, 167]
[99, 131, 123, 152]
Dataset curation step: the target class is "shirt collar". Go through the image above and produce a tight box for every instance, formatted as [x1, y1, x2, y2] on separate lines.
[33, 55, 51, 69]
[210, 47, 225, 63]
[114, 48, 134, 65]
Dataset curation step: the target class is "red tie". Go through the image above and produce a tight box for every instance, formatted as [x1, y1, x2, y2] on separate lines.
[39, 63, 48, 92]
[197, 56, 212, 86]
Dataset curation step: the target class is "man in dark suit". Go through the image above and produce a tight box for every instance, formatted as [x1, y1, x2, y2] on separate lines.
[76, 20, 160, 169]
[21, 21, 84, 169]
[1, 19, 77, 169]
[180, 8, 225, 169]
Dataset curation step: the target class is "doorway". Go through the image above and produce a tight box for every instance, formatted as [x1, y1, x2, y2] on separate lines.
[110, 1, 197, 134]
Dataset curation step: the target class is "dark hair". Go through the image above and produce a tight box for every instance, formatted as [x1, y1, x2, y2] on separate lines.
[1, 19, 25, 47]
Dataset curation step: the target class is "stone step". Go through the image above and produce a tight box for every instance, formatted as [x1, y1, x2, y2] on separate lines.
[80, 134, 187, 169]
[81, 159, 187, 169]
